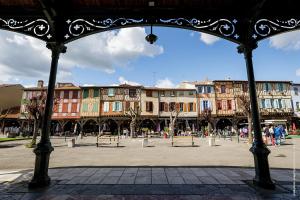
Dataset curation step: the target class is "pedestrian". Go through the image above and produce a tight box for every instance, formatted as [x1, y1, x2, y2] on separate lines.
[274, 125, 282, 146]
[264, 126, 270, 145]
[269, 125, 275, 145]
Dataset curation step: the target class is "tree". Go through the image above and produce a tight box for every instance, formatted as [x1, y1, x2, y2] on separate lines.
[236, 94, 252, 144]
[168, 108, 179, 137]
[200, 108, 213, 136]
[0, 107, 10, 134]
[125, 106, 141, 138]
[24, 92, 47, 147]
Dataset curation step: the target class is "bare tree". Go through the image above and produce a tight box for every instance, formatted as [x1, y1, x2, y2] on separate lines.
[24, 92, 58, 147]
[0, 107, 10, 134]
[169, 109, 179, 137]
[200, 108, 213, 136]
[236, 94, 252, 144]
[24, 92, 47, 147]
[125, 106, 141, 138]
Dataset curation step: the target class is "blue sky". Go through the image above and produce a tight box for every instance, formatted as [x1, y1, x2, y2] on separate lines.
[0, 27, 299, 87]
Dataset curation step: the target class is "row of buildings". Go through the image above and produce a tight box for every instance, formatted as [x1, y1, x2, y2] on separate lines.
[1, 80, 300, 135]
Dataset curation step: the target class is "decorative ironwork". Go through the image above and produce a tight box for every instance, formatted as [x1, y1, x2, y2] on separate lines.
[253, 18, 300, 40]
[63, 17, 240, 43]
[65, 18, 145, 41]
[159, 18, 238, 38]
[0, 18, 51, 41]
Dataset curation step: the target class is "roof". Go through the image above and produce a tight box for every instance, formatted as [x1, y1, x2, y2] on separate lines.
[143, 87, 196, 91]
[0, 84, 24, 88]
[213, 80, 292, 83]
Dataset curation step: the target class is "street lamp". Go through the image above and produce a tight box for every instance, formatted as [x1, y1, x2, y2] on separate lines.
[145, 25, 158, 44]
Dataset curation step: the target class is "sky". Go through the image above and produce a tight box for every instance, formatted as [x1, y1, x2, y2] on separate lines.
[0, 27, 300, 88]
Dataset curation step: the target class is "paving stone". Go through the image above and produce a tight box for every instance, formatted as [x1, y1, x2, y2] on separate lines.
[123, 168, 138, 174]
[118, 176, 135, 184]
[198, 176, 220, 184]
[77, 168, 98, 176]
[191, 168, 209, 177]
[135, 176, 151, 184]
[152, 174, 168, 184]
[182, 174, 201, 184]
[65, 176, 90, 184]
[107, 170, 123, 177]
[167, 176, 185, 184]
[137, 171, 151, 176]
[84, 175, 105, 184]
[101, 176, 120, 184]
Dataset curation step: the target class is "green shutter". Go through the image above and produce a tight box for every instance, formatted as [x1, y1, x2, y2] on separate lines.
[82, 103, 88, 112]
[83, 89, 89, 98]
[92, 103, 98, 112]
[93, 89, 99, 97]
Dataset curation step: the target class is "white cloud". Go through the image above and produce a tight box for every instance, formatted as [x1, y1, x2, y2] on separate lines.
[155, 78, 175, 88]
[296, 69, 300, 76]
[269, 31, 300, 50]
[118, 76, 140, 86]
[200, 33, 220, 45]
[0, 27, 163, 84]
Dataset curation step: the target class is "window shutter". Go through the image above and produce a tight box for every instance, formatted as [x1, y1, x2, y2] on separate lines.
[176, 103, 180, 111]
[183, 103, 187, 112]
[193, 102, 196, 112]
[164, 103, 168, 112]
[200, 100, 203, 111]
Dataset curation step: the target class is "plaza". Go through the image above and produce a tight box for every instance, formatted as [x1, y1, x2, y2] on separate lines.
[0, 136, 299, 199]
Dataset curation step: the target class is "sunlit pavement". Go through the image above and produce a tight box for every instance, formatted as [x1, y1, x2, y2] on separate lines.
[0, 167, 299, 199]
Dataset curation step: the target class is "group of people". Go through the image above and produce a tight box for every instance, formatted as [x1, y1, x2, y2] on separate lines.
[263, 125, 286, 146]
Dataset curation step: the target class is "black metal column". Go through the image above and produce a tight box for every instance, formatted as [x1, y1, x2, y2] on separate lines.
[238, 43, 275, 189]
[29, 42, 66, 188]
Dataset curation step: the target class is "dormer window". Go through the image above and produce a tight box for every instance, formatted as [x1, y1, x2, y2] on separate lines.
[108, 88, 115, 96]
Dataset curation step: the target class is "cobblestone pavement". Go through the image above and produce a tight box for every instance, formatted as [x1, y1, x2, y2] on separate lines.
[0, 167, 299, 199]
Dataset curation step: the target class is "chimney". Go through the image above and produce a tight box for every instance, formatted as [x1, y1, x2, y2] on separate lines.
[37, 80, 44, 88]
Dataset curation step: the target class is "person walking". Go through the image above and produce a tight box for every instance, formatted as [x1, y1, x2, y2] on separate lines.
[269, 125, 275, 145]
[264, 125, 270, 145]
[274, 125, 282, 146]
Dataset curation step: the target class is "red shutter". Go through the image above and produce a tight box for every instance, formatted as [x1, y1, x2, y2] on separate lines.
[71, 103, 77, 113]
[164, 103, 168, 112]
[62, 103, 68, 113]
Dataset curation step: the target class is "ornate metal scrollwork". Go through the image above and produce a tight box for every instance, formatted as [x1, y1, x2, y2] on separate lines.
[0, 18, 51, 41]
[159, 18, 239, 39]
[253, 18, 300, 40]
[65, 18, 145, 41]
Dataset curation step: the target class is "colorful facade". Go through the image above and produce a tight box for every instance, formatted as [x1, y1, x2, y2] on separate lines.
[15, 79, 298, 133]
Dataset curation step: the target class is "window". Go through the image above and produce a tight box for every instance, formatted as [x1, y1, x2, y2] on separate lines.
[72, 91, 78, 99]
[202, 100, 209, 111]
[263, 83, 272, 92]
[278, 99, 282, 109]
[270, 99, 274, 108]
[188, 91, 194, 96]
[178, 91, 184, 96]
[189, 103, 194, 112]
[64, 91, 69, 99]
[260, 99, 266, 108]
[71, 103, 77, 113]
[146, 101, 153, 112]
[159, 102, 164, 111]
[92, 103, 98, 112]
[274, 99, 279, 108]
[227, 100, 232, 110]
[222, 100, 227, 110]
[265, 99, 271, 108]
[296, 102, 300, 110]
[103, 102, 109, 112]
[164, 102, 169, 112]
[294, 87, 299, 96]
[62, 103, 68, 113]
[55, 91, 60, 99]
[93, 89, 99, 97]
[83, 89, 89, 98]
[207, 86, 212, 94]
[108, 88, 115, 96]
[169, 102, 176, 111]
[221, 85, 226, 93]
[146, 90, 152, 97]
[198, 86, 204, 94]
[170, 91, 175, 97]
[112, 101, 122, 112]
[277, 83, 284, 92]
[217, 100, 222, 110]
[160, 91, 165, 96]
[129, 89, 137, 97]
[179, 103, 184, 112]
[82, 103, 88, 112]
